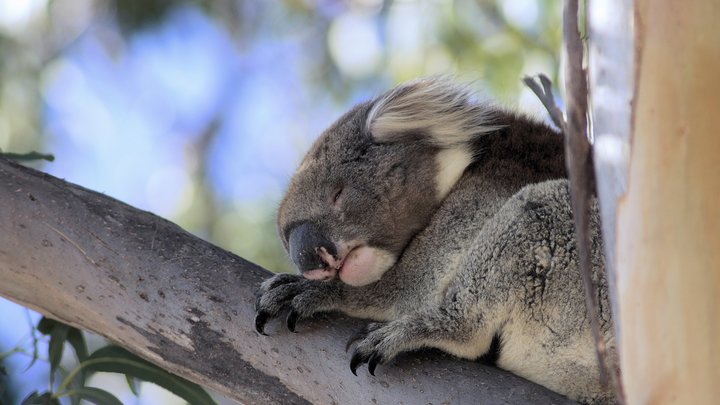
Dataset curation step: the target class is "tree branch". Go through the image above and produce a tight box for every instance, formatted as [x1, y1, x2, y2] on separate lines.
[0, 158, 575, 404]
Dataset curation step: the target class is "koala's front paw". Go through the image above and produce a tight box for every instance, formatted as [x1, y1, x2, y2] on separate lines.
[254, 273, 338, 335]
[347, 321, 415, 376]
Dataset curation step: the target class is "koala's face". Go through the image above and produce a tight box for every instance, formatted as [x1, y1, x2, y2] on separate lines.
[278, 103, 441, 286]
[277, 78, 485, 286]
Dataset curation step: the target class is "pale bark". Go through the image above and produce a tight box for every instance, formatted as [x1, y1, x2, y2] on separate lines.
[0, 158, 574, 404]
[591, 0, 720, 403]
[617, 1, 720, 403]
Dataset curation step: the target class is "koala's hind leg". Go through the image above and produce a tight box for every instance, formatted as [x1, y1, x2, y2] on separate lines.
[347, 309, 497, 375]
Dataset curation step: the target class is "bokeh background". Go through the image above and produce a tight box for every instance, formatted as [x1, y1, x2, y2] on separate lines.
[0, 0, 562, 403]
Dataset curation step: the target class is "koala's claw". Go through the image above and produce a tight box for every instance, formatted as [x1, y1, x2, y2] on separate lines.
[349, 351, 364, 376]
[367, 352, 381, 376]
[349, 348, 384, 376]
[348, 322, 390, 375]
[286, 310, 300, 333]
[255, 311, 269, 335]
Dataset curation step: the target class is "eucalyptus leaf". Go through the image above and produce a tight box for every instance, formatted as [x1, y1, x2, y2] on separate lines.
[21, 391, 60, 405]
[48, 324, 69, 378]
[79, 345, 216, 405]
[126, 374, 141, 396]
[66, 328, 89, 362]
[37, 317, 57, 335]
[66, 327, 89, 390]
[58, 387, 123, 405]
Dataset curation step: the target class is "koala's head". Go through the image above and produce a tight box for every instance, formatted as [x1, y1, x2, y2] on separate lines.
[277, 78, 498, 286]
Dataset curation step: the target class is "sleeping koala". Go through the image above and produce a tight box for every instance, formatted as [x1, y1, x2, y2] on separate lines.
[254, 77, 616, 404]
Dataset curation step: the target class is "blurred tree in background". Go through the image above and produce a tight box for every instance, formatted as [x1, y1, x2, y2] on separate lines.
[0, 0, 561, 402]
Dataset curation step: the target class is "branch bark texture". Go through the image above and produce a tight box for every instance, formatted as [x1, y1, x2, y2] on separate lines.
[0, 158, 575, 404]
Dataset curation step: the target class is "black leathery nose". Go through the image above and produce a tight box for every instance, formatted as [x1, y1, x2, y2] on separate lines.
[288, 222, 337, 272]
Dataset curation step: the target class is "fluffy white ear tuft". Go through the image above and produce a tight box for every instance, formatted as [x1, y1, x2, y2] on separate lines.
[366, 77, 502, 147]
[435, 147, 473, 199]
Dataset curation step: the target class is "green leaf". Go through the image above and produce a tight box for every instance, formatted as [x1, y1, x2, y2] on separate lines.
[37, 316, 58, 335]
[66, 327, 89, 390]
[66, 328, 88, 363]
[21, 391, 60, 405]
[48, 323, 69, 378]
[58, 387, 123, 405]
[126, 374, 140, 396]
[0, 151, 55, 162]
[0, 364, 6, 375]
[66, 345, 216, 405]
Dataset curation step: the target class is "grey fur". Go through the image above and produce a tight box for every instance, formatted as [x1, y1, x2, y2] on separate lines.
[256, 78, 617, 404]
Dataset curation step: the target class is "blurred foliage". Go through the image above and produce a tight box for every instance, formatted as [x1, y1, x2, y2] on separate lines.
[1, 316, 215, 405]
[0, 0, 562, 273]
[0, 0, 562, 402]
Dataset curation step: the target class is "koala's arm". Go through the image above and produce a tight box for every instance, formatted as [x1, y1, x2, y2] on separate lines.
[347, 180, 614, 404]
[255, 273, 398, 334]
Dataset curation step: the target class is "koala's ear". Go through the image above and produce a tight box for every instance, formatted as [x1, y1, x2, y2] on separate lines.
[365, 77, 502, 148]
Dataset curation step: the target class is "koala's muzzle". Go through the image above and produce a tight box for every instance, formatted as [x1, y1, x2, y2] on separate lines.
[288, 222, 338, 279]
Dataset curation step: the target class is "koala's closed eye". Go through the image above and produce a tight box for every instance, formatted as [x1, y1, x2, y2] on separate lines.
[331, 187, 344, 207]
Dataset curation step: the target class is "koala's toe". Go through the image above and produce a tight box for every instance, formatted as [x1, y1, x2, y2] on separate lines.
[255, 275, 306, 335]
[345, 330, 366, 352]
[367, 352, 383, 375]
[259, 273, 302, 292]
[254, 311, 270, 335]
[346, 322, 384, 352]
[285, 309, 300, 333]
[349, 350, 366, 375]
[348, 323, 393, 376]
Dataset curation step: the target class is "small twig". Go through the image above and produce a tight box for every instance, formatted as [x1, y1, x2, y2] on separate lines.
[523, 2, 624, 401]
[522, 75, 565, 131]
[24, 308, 41, 371]
[563, 0, 619, 396]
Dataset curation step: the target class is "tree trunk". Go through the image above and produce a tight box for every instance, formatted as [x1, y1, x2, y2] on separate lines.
[591, 0, 720, 403]
[0, 158, 575, 404]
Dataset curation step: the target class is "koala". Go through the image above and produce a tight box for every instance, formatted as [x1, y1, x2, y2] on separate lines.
[255, 77, 616, 404]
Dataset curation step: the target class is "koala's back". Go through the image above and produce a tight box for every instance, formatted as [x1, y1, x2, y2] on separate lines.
[364, 173, 615, 403]
[377, 120, 572, 314]
[442, 179, 615, 404]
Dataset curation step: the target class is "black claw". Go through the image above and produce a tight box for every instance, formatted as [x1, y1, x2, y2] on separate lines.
[350, 351, 364, 376]
[286, 310, 299, 333]
[368, 352, 380, 376]
[255, 312, 269, 335]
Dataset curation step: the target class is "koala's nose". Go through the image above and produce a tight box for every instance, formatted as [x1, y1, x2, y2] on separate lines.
[288, 222, 338, 273]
